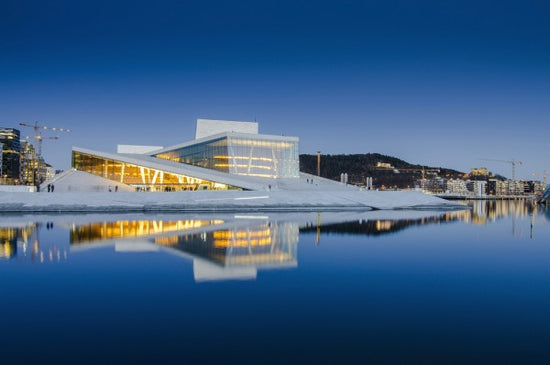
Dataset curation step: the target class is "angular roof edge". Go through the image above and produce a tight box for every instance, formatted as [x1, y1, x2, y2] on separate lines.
[152, 131, 299, 155]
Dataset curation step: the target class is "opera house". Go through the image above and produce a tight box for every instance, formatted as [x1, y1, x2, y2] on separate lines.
[68, 119, 303, 192]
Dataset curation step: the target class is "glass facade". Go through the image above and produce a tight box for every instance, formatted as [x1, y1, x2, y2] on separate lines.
[155, 137, 230, 172]
[72, 151, 241, 192]
[0, 128, 21, 184]
[155, 135, 299, 178]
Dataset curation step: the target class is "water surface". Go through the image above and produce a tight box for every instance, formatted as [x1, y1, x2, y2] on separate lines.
[1, 200, 550, 364]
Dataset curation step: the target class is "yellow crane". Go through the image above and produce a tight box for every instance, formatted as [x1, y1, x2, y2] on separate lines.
[480, 158, 523, 182]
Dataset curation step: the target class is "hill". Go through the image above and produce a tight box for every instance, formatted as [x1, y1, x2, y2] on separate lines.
[299, 153, 465, 189]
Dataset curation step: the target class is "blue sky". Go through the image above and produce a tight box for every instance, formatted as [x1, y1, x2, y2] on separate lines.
[1, 0, 549, 180]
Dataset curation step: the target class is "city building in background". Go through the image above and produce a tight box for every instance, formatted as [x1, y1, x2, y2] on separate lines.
[470, 167, 490, 179]
[1, 121, 547, 197]
[487, 179, 507, 196]
[375, 162, 394, 169]
[0, 128, 21, 184]
[19, 140, 50, 185]
[467, 180, 487, 198]
[445, 179, 469, 195]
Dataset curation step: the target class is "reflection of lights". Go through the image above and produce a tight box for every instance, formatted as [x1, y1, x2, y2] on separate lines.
[227, 252, 293, 265]
[214, 238, 272, 248]
[375, 220, 393, 231]
[71, 219, 225, 243]
[155, 236, 181, 246]
[214, 229, 271, 239]
[0, 241, 13, 259]
[213, 228, 272, 248]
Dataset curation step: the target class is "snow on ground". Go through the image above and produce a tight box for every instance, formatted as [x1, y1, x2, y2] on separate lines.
[0, 189, 463, 212]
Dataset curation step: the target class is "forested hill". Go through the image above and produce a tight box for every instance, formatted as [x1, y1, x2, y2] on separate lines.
[299, 153, 465, 189]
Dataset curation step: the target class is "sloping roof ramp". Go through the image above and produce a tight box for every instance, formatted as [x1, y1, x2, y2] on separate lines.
[117, 145, 163, 154]
[72, 146, 269, 191]
[195, 119, 258, 139]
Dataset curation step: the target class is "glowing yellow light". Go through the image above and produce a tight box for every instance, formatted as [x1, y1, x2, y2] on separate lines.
[71, 219, 225, 243]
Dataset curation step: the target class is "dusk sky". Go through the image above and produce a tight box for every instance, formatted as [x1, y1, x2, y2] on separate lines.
[1, 0, 549, 180]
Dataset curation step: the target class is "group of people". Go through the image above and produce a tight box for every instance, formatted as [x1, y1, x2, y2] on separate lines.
[46, 184, 55, 192]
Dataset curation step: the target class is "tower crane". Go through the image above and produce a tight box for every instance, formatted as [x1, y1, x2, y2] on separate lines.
[24, 136, 59, 156]
[19, 121, 71, 186]
[19, 121, 71, 157]
[479, 158, 523, 182]
[532, 170, 548, 186]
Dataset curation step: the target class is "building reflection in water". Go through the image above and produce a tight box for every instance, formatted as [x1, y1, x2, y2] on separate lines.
[70, 219, 225, 244]
[467, 199, 540, 225]
[2, 199, 546, 272]
[69, 218, 298, 282]
[301, 210, 469, 237]
[0, 222, 68, 263]
[299, 200, 546, 239]
[155, 222, 299, 282]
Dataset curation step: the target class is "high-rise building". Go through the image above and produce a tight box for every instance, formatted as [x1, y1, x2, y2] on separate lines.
[20, 140, 49, 185]
[20, 140, 36, 185]
[0, 128, 21, 184]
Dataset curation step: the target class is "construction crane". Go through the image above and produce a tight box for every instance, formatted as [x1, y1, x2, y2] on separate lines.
[19, 121, 71, 186]
[532, 170, 548, 186]
[479, 158, 523, 181]
[24, 135, 59, 156]
[19, 121, 71, 157]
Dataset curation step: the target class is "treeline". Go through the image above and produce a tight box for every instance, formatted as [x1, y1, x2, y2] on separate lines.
[299, 153, 464, 189]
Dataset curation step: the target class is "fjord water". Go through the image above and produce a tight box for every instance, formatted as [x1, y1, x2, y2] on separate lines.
[1, 201, 550, 364]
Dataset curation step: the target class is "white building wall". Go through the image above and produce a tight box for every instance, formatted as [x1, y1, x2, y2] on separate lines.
[195, 119, 258, 139]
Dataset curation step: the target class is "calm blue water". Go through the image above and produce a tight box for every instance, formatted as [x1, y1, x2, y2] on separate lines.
[1, 201, 550, 364]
